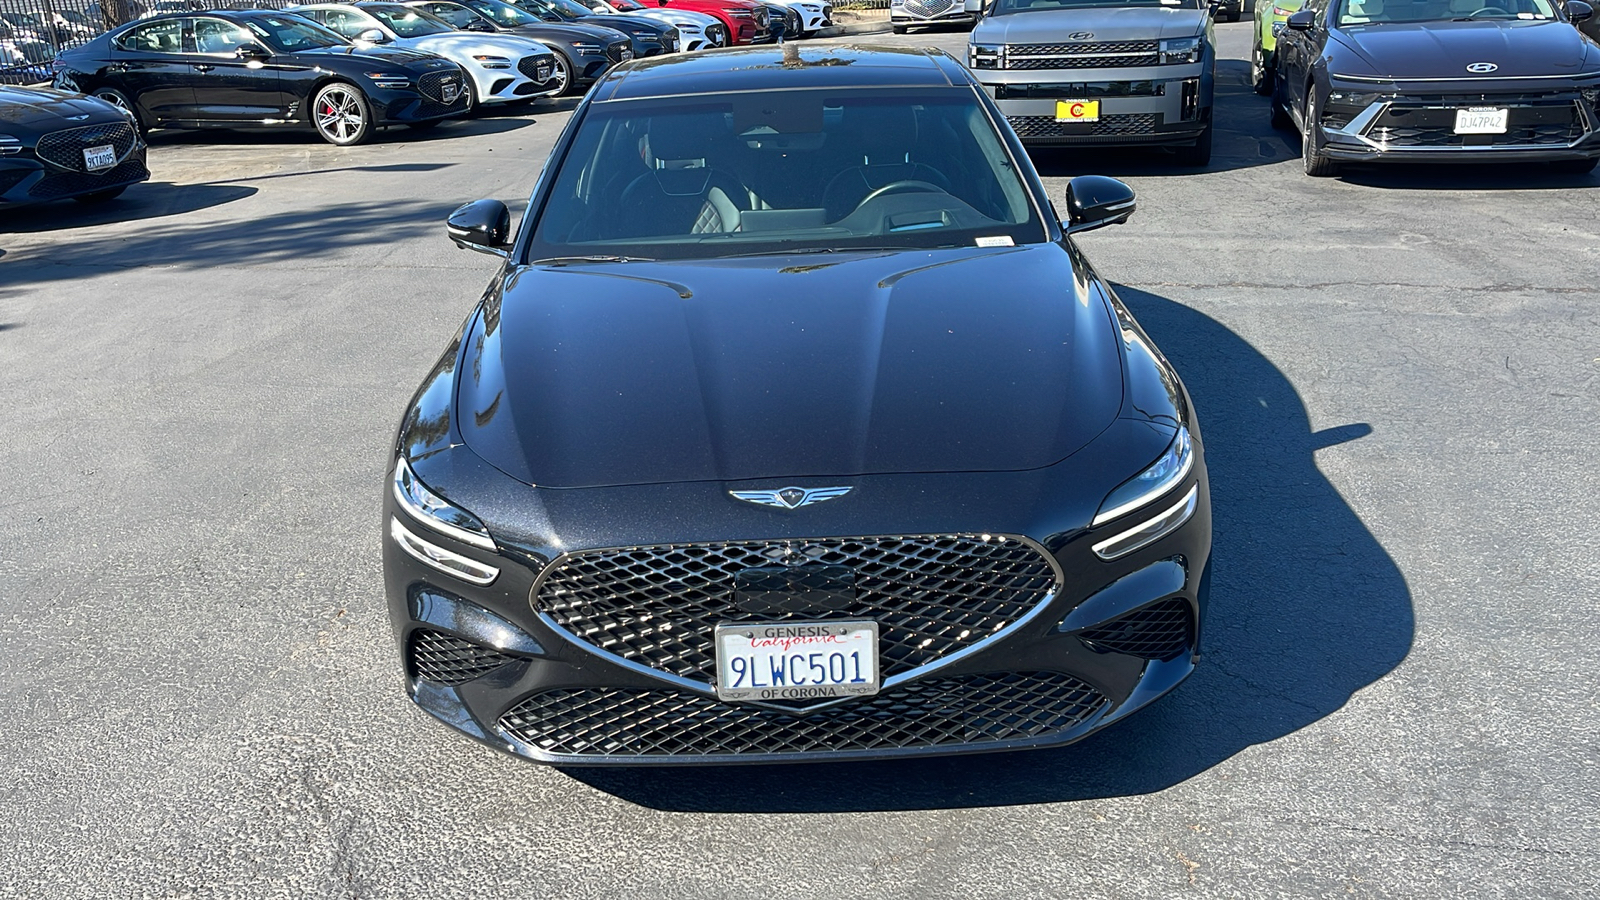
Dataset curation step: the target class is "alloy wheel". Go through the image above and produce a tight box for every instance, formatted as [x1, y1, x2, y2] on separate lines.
[313, 84, 369, 146]
[549, 53, 572, 96]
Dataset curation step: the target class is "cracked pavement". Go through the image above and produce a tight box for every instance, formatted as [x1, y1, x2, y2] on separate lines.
[1, 22, 1597, 899]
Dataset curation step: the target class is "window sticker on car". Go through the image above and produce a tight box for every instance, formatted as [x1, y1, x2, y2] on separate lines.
[976, 235, 1014, 247]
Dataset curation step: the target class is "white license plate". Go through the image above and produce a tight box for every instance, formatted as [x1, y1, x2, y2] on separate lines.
[714, 620, 879, 702]
[440, 81, 460, 103]
[82, 144, 116, 172]
[619, 49, 633, 61]
[536, 62, 552, 81]
[1454, 107, 1508, 135]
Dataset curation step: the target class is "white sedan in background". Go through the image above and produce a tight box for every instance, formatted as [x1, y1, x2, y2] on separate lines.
[292, 2, 559, 106]
[761, 0, 829, 34]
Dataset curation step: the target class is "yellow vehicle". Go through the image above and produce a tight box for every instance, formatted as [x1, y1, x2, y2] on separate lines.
[1251, 0, 1304, 94]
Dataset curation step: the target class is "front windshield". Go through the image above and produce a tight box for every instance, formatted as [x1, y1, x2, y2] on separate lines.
[246, 15, 350, 50]
[608, 0, 646, 11]
[462, 0, 543, 26]
[992, 0, 1203, 12]
[549, 0, 598, 15]
[527, 88, 1045, 262]
[1336, 0, 1555, 24]
[366, 5, 457, 36]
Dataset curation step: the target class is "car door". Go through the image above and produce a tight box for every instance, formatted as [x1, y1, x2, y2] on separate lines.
[106, 18, 196, 123]
[186, 16, 293, 122]
[1278, 0, 1329, 117]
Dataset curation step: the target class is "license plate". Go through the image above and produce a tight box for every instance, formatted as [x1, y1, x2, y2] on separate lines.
[714, 620, 879, 702]
[1055, 99, 1100, 123]
[536, 61, 552, 81]
[619, 49, 633, 61]
[1455, 106, 1508, 134]
[440, 81, 460, 103]
[82, 144, 116, 172]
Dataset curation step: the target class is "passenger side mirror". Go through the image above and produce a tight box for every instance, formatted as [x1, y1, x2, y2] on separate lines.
[963, 0, 984, 16]
[1567, 0, 1594, 22]
[447, 199, 512, 257]
[1285, 8, 1315, 29]
[1063, 176, 1136, 235]
[356, 27, 390, 43]
[234, 41, 270, 61]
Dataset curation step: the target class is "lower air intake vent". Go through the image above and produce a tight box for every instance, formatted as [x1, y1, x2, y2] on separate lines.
[498, 671, 1106, 759]
[408, 629, 516, 686]
[1075, 598, 1193, 661]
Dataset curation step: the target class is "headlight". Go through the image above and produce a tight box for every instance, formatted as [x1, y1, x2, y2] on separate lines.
[1092, 425, 1193, 526]
[969, 42, 1005, 69]
[472, 54, 512, 69]
[571, 41, 602, 50]
[1270, 4, 1297, 15]
[1158, 36, 1202, 65]
[0, 133, 20, 156]
[393, 458, 497, 550]
[366, 71, 412, 88]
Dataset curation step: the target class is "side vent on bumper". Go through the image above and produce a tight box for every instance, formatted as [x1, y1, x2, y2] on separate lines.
[408, 629, 517, 686]
[1074, 598, 1193, 661]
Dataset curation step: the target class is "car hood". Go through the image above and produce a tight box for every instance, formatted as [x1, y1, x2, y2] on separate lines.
[397, 32, 553, 58]
[582, 14, 668, 33]
[1330, 19, 1596, 78]
[974, 6, 1207, 43]
[511, 21, 630, 41]
[457, 245, 1125, 489]
[296, 43, 458, 70]
[0, 85, 126, 130]
[632, 8, 716, 26]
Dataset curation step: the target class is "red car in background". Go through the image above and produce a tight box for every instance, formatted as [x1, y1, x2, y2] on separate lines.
[617, 0, 768, 42]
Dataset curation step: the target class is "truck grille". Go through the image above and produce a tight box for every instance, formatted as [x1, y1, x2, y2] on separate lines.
[1007, 113, 1159, 138]
[1006, 40, 1159, 71]
[532, 534, 1059, 683]
[498, 671, 1107, 759]
[34, 122, 138, 172]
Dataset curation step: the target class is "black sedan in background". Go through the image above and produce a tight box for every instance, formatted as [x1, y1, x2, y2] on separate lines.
[506, 0, 682, 55]
[403, 0, 634, 93]
[385, 45, 1212, 766]
[0, 85, 149, 206]
[1273, 0, 1600, 175]
[53, 11, 469, 145]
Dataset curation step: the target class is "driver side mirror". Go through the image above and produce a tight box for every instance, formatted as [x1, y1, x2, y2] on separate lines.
[355, 27, 390, 43]
[1063, 176, 1136, 235]
[1285, 8, 1315, 29]
[963, 0, 984, 16]
[447, 199, 512, 257]
[234, 41, 270, 61]
[1567, 0, 1594, 22]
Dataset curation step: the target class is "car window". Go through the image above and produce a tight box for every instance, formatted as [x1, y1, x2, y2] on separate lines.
[365, 5, 457, 35]
[462, 0, 543, 26]
[113, 19, 184, 53]
[305, 8, 377, 37]
[418, 2, 487, 27]
[1336, 0, 1554, 23]
[528, 88, 1046, 262]
[244, 15, 350, 50]
[192, 17, 252, 54]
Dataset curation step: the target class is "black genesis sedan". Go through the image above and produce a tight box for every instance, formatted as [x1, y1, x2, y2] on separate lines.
[1272, 0, 1600, 175]
[507, 0, 682, 56]
[385, 45, 1212, 765]
[0, 85, 149, 206]
[53, 11, 470, 146]
[404, 0, 634, 93]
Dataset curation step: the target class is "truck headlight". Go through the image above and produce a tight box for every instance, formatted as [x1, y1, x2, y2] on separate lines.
[1158, 36, 1202, 65]
[969, 42, 1005, 69]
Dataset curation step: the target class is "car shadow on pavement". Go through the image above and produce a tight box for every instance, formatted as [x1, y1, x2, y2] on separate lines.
[1029, 60, 1299, 178]
[1333, 163, 1600, 191]
[140, 114, 538, 148]
[564, 284, 1415, 812]
[0, 182, 257, 235]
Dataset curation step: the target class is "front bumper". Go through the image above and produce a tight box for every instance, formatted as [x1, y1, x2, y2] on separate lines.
[375, 69, 471, 123]
[382, 464, 1212, 766]
[981, 64, 1212, 146]
[0, 120, 149, 206]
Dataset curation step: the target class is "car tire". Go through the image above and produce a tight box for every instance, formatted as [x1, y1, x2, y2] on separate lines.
[1301, 92, 1339, 177]
[92, 88, 146, 135]
[311, 81, 373, 146]
[73, 185, 127, 203]
[1551, 157, 1598, 175]
[549, 51, 574, 96]
[1251, 42, 1272, 95]
[1174, 123, 1213, 167]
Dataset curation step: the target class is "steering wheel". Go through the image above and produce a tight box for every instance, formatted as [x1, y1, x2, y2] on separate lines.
[1466, 6, 1510, 15]
[855, 180, 947, 209]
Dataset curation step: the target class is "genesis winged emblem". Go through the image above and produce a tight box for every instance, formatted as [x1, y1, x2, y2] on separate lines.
[729, 486, 853, 509]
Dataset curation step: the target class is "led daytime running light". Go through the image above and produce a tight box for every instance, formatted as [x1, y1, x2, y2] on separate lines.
[393, 458, 497, 550]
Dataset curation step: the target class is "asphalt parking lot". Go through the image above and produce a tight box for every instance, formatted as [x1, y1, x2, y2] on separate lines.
[3, 20, 1599, 899]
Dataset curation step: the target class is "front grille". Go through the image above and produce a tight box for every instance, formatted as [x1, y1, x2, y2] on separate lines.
[417, 70, 464, 105]
[606, 40, 631, 62]
[903, 0, 955, 16]
[534, 534, 1058, 683]
[1011, 40, 1158, 55]
[1007, 113, 1159, 138]
[517, 55, 553, 83]
[1009, 54, 1160, 71]
[34, 122, 138, 172]
[28, 158, 147, 199]
[499, 671, 1107, 758]
[1365, 101, 1584, 148]
[408, 629, 517, 686]
[1075, 598, 1192, 661]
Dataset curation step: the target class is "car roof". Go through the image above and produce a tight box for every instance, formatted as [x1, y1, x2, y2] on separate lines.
[594, 44, 969, 101]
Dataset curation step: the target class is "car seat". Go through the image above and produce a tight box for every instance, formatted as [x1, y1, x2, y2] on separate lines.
[615, 114, 751, 237]
[821, 104, 952, 222]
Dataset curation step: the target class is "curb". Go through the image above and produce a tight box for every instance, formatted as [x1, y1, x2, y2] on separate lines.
[812, 20, 894, 37]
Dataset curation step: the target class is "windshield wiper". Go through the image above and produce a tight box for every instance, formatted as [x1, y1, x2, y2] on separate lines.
[715, 245, 960, 259]
[530, 255, 655, 266]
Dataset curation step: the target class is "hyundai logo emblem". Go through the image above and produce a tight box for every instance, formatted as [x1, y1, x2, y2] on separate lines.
[1069, 31, 1095, 40]
[1466, 62, 1498, 73]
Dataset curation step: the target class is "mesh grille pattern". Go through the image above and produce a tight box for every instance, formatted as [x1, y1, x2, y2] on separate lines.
[606, 40, 631, 62]
[1008, 113, 1159, 137]
[1009, 54, 1160, 70]
[517, 55, 553, 82]
[499, 671, 1106, 758]
[1075, 598, 1192, 661]
[534, 535, 1057, 682]
[1366, 102, 1583, 148]
[902, 0, 955, 16]
[27, 158, 146, 198]
[34, 122, 138, 172]
[408, 629, 516, 686]
[1011, 40, 1158, 55]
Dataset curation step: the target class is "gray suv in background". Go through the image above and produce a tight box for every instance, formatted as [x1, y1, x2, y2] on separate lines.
[966, 0, 1216, 165]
